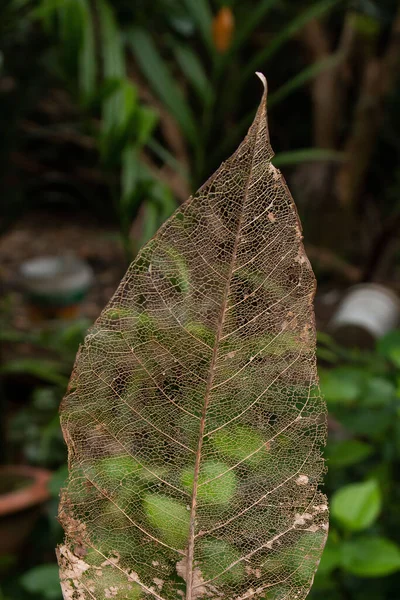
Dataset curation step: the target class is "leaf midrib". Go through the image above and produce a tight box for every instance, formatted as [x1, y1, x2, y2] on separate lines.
[184, 107, 264, 599]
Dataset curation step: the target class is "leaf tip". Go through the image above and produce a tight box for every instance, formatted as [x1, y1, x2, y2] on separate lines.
[255, 71, 268, 94]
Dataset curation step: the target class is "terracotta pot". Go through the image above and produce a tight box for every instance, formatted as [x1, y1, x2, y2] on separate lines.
[0, 465, 51, 555]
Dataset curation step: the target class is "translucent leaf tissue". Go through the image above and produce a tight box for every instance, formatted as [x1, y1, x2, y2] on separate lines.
[57, 74, 328, 600]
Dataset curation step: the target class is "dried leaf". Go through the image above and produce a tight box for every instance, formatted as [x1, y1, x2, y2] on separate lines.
[57, 73, 328, 600]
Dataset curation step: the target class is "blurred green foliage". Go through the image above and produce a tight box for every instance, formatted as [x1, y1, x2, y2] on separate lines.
[0, 315, 83, 600]
[311, 332, 400, 599]
[1, 0, 176, 258]
[0, 308, 89, 467]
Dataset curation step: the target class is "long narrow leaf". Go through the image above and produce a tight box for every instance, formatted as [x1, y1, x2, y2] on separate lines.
[273, 148, 345, 167]
[121, 145, 141, 212]
[34, 0, 96, 102]
[243, 0, 340, 82]
[58, 0, 85, 78]
[1, 359, 68, 386]
[183, 0, 213, 52]
[120, 107, 158, 212]
[98, 0, 126, 136]
[147, 138, 189, 180]
[230, 0, 280, 54]
[98, 0, 125, 78]
[128, 28, 197, 145]
[78, 0, 96, 103]
[30, 0, 61, 21]
[141, 199, 159, 245]
[173, 44, 213, 105]
[268, 53, 343, 108]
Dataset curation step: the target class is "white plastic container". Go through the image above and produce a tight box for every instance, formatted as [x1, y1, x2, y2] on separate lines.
[329, 283, 400, 348]
[20, 255, 93, 319]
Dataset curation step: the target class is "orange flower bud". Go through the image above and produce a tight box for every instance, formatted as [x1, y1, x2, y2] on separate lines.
[212, 6, 235, 53]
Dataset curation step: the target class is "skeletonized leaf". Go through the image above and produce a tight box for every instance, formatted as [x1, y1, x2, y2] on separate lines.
[57, 74, 328, 600]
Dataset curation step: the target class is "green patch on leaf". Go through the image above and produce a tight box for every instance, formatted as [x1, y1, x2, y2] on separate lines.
[143, 494, 190, 547]
[199, 540, 244, 584]
[212, 425, 267, 466]
[181, 461, 236, 504]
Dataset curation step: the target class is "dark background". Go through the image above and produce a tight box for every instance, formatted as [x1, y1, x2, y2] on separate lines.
[1, 0, 400, 598]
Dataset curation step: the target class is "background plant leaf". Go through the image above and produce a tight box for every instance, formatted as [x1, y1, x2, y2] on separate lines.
[128, 28, 197, 145]
[20, 564, 61, 600]
[331, 480, 381, 531]
[341, 537, 400, 578]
